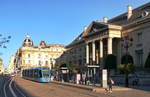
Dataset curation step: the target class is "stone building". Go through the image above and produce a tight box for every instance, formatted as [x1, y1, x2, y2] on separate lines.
[64, 2, 150, 83]
[0, 58, 4, 73]
[8, 56, 15, 73]
[14, 35, 65, 70]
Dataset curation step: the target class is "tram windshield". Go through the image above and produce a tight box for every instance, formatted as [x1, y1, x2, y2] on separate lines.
[42, 69, 50, 77]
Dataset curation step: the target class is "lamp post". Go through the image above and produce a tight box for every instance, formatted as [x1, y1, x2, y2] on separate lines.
[121, 35, 133, 87]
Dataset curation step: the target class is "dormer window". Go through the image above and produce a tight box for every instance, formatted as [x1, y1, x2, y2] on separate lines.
[142, 11, 149, 18]
[40, 41, 46, 47]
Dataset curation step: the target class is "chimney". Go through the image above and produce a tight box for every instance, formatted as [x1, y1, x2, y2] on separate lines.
[84, 26, 87, 32]
[97, 19, 101, 23]
[103, 17, 108, 24]
[127, 5, 132, 19]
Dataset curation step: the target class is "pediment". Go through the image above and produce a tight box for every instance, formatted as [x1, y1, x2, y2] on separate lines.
[83, 21, 108, 37]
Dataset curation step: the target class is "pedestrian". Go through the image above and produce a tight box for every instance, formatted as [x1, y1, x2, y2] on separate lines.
[107, 77, 114, 93]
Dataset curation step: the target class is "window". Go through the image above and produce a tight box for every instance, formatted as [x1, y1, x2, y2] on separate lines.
[136, 50, 143, 67]
[39, 54, 41, 57]
[23, 60, 25, 64]
[137, 32, 142, 43]
[45, 61, 48, 65]
[45, 55, 48, 58]
[39, 61, 41, 66]
[38, 70, 42, 78]
[28, 60, 31, 64]
[28, 54, 30, 58]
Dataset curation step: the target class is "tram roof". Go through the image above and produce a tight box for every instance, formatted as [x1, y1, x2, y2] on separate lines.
[23, 67, 50, 70]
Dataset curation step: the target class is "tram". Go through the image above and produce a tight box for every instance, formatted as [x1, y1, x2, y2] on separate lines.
[22, 67, 51, 82]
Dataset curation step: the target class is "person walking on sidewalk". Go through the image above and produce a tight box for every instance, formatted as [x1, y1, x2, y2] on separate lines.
[107, 77, 114, 93]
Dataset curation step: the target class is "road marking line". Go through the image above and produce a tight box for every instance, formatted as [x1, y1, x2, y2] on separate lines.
[14, 81, 26, 97]
[3, 78, 11, 97]
[9, 78, 17, 97]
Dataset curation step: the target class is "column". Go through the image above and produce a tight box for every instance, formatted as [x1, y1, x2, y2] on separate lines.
[108, 37, 113, 54]
[96, 49, 99, 64]
[86, 43, 89, 64]
[100, 39, 103, 65]
[92, 41, 96, 65]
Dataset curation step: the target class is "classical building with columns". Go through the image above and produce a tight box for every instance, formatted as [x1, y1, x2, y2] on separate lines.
[14, 35, 65, 70]
[65, 2, 150, 83]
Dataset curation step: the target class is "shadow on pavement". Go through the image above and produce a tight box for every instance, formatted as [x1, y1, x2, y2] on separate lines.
[116, 84, 150, 92]
[14, 81, 36, 97]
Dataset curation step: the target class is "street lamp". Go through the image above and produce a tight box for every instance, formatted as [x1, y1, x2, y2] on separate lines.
[121, 35, 133, 87]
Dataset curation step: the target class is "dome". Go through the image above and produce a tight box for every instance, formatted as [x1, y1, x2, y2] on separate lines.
[22, 35, 34, 47]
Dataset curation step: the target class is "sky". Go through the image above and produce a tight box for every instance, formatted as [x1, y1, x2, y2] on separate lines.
[0, 0, 149, 68]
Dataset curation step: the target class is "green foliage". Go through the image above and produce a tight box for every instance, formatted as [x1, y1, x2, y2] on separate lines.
[145, 52, 150, 68]
[53, 65, 60, 69]
[60, 62, 67, 68]
[70, 64, 79, 74]
[118, 64, 135, 75]
[105, 54, 117, 69]
[53, 62, 67, 70]
[121, 55, 134, 64]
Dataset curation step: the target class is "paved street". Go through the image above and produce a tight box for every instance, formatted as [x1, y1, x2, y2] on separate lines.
[0, 75, 33, 97]
[15, 76, 150, 97]
[0, 75, 150, 97]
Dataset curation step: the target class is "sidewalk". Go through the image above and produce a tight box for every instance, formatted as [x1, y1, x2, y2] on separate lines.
[14, 77, 150, 97]
[52, 81, 132, 92]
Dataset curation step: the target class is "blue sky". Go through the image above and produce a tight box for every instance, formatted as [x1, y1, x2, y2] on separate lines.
[0, 0, 149, 68]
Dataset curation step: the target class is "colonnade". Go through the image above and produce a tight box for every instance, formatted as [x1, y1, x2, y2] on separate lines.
[86, 37, 113, 66]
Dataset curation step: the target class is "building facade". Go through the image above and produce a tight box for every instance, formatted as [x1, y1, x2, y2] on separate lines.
[64, 3, 150, 83]
[14, 35, 65, 70]
[0, 58, 4, 74]
[8, 56, 15, 73]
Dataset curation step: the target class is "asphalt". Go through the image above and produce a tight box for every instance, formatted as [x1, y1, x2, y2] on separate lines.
[12, 76, 150, 97]
[0, 75, 33, 97]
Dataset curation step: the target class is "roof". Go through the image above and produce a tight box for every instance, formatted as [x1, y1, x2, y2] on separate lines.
[67, 2, 150, 48]
[109, 2, 150, 25]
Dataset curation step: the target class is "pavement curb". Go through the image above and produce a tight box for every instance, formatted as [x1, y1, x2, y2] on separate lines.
[52, 81, 132, 92]
[52, 81, 94, 91]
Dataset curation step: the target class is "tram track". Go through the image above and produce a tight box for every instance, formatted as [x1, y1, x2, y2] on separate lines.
[2, 76, 27, 97]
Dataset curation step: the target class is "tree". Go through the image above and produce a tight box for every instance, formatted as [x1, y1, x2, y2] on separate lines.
[53, 62, 67, 69]
[53, 65, 61, 70]
[145, 52, 150, 68]
[118, 64, 135, 87]
[121, 55, 134, 64]
[59, 62, 67, 68]
[0, 34, 11, 49]
[70, 64, 79, 74]
[105, 54, 117, 69]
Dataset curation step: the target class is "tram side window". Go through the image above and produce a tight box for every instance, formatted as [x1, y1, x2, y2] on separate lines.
[27, 70, 29, 77]
[26, 70, 28, 77]
[23, 70, 25, 76]
[24, 70, 26, 76]
[29, 70, 31, 77]
[30, 70, 34, 77]
[34, 69, 38, 78]
[25, 70, 27, 76]
[31, 70, 33, 77]
[38, 70, 42, 78]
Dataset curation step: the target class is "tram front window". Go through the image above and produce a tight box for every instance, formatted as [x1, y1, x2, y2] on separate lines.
[42, 70, 50, 77]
